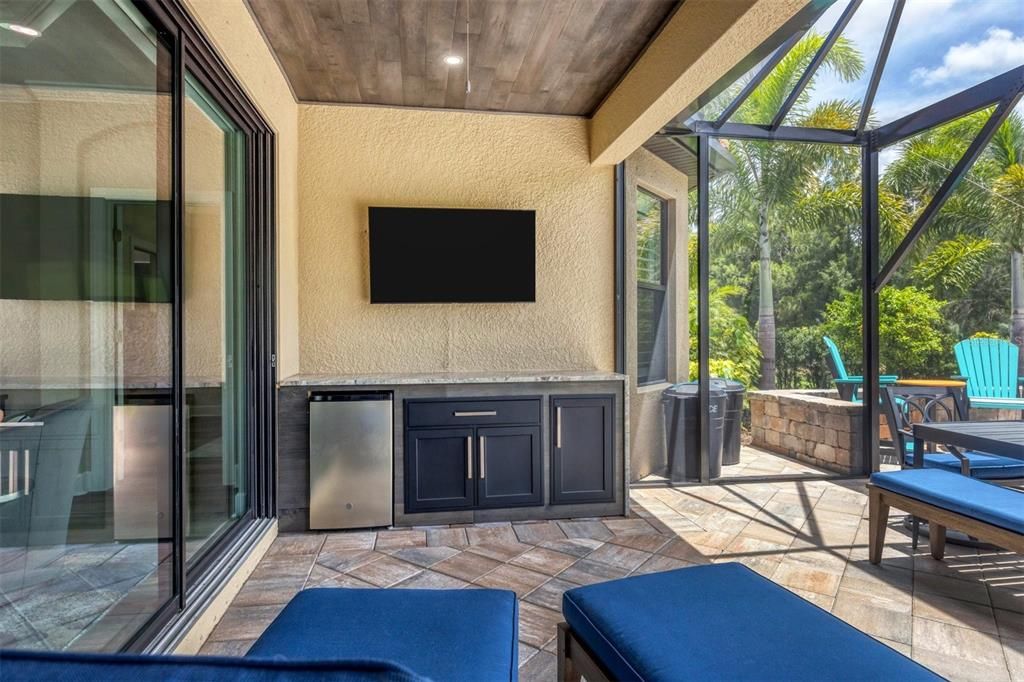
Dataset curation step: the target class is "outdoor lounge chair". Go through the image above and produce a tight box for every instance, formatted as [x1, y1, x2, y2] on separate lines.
[881, 385, 1024, 481]
[868, 468, 1024, 563]
[954, 338, 1024, 412]
[823, 336, 898, 402]
[557, 563, 938, 681]
[1, 587, 519, 681]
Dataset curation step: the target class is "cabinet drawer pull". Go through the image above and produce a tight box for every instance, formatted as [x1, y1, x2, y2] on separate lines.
[467, 437, 473, 479]
[479, 436, 486, 479]
[453, 410, 497, 417]
[556, 407, 563, 448]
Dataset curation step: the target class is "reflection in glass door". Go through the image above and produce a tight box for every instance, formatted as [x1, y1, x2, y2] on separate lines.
[183, 75, 247, 562]
[0, 0, 174, 651]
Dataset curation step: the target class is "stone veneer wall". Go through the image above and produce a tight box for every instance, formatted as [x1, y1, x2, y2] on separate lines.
[749, 389, 865, 475]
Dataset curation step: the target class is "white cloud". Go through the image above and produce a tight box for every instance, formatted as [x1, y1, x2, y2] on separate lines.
[912, 27, 1024, 85]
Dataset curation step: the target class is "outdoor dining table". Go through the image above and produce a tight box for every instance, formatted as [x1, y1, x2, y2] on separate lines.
[912, 420, 1024, 472]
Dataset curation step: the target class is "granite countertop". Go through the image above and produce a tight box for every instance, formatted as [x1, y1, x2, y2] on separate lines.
[278, 370, 628, 387]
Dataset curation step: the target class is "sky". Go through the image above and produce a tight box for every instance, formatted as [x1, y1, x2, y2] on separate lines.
[808, 0, 1024, 124]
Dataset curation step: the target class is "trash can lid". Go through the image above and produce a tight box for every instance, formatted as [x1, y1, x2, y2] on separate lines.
[664, 383, 725, 399]
[682, 378, 745, 393]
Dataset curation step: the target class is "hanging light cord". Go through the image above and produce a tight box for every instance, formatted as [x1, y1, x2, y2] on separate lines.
[465, 0, 471, 94]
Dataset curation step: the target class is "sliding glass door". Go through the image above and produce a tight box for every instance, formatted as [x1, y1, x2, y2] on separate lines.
[183, 75, 248, 563]
[0, 0, 275, 653]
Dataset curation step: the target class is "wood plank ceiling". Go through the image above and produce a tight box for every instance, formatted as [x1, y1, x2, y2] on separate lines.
[246, 0, 679, 115]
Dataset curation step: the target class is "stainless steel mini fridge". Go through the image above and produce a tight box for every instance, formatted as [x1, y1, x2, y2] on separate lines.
[309, 391, 393, 529]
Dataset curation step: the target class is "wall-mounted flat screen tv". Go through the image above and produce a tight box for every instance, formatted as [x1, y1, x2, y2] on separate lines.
[369, 207, 536, 303]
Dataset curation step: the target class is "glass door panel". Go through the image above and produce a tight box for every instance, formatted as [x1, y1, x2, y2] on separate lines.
[0, 0, 175, 651]
[183, 74, 247, 562]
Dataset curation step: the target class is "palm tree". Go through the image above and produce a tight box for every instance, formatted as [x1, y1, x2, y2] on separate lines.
[989, 115, 1024, 376]
[706, 34, 864, 388]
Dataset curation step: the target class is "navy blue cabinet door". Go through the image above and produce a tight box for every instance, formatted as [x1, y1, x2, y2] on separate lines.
[405, 428, 475, 512]
[477, 426, 542, 508]
[551, 396, 614, 504]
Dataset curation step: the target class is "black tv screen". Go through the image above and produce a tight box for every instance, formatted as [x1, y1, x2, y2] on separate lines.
[369, 207, 536, 303]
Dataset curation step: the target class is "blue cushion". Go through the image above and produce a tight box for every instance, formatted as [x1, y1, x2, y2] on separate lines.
[871, 468, 1024, 534]
[902, 449, 1024, 479]
[247, 588, 518, 682]
[562, 563, 937, 681]
[0, 648, 423, 681]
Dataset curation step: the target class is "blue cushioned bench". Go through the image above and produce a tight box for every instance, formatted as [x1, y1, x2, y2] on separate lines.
[868, 468, 1024, 563]
[1, 587, 518, 682]
[556, 563, 938, 682]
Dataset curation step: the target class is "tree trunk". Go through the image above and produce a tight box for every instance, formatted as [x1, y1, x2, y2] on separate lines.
[757, 205, 776, 389]
[1011, 251, 1024, 383]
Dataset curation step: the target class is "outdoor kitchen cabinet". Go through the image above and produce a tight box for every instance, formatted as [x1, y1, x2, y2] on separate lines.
[550, 395, 615, 504]
[476, 426, 542, 508]
[404, 427, 475, 511]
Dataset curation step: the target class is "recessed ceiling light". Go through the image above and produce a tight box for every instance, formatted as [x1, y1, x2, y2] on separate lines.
[443, 55, 463, 66]
[0, 22, 41, 37]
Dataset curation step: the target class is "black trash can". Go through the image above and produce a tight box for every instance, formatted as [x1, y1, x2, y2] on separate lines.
[687, 378, 746, 466]
[662, 384, 725, 481]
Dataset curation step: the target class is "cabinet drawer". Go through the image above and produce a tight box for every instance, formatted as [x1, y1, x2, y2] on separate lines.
[406, 398, 540, 428]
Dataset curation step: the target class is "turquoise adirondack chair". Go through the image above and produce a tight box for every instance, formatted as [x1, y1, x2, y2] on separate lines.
[823, 336, 899, 402]
[954, 338, 1024, 412]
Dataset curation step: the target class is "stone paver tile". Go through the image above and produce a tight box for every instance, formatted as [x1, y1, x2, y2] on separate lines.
[995, 609, 1024, 641]
[518, 602, 562, 649]
[374, 530, 426, 550]
[602, 518, 659, 536]
[558, 558, 630, 586]
[538, 538, 604, 559]
[586, 543, 652, 572]
[315, 549, 379, 574]
[782, 547, 851, 574]
[346, 556, 421, 587]
[914, 592, 999, 635]
[198, 638, 254, 656]
[513, 522, 567, 545]
[912, 616, 1007, 665]
[915, 571, 991, 607]
[873, 636, 911, 657]
[671, 529, 737, 550]
[233, 577, 304, 607]
[740, 520, 798, 547]
[395, 570, 469, 589]
[474, 564, 549, 598]
[832, 588, 913, 644]
[266, 534, 325, 557]
[911, 647, 1010, 682]
[464, 541, 533, 562]
[247, 555, 314, 581]
[320, 531, 377, 552]
[466, 525, 519, 546]
[557, 520, 613, 541]
[839, 560, 913, 604]
[783, 586, 835, 611]
[510, 547, 577, 576]
[208, 604, 284, 642]
[913, 552, 988, 581]
[425, 528, 468, 548]
[606, 532, 671, 554]
[524, 578, 576, 612]
[518, 650, 557, 682]
[721, 535, 790, 561]
[990, 583, 1024, 614]
[518, 642, 539, 668]
[389, 546, 460, 568]
[433, 551, 502, 582]
[305, 564, 373, 589]
[632, 554, 695, 576]
[657, 538, 719, 564]
[1003, 637, 1023, 682]
[772, 561, 843, 597]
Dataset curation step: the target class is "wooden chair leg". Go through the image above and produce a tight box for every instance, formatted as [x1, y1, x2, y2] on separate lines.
[557, 622, 581, 682]
[929, 523, 947, 561]
[868, 488, 889, 565]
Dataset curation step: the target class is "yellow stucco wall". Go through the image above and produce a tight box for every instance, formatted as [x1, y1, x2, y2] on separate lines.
[183, 0, 300, 379]
[297, 104, 615, 374]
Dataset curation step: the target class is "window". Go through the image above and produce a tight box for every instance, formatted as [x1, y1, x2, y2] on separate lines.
[637, 188, 669, 385]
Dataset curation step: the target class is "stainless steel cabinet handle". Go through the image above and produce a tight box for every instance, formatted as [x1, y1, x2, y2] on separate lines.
[467, 436, 473, 479]
[556, 407, 563, 448]
[479, 436, 486, 479]
[453, 410, 498, 417]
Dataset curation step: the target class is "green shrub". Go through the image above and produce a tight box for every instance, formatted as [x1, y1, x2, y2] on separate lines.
[822, 287, 956, 377]
[688, 286, 762, 388]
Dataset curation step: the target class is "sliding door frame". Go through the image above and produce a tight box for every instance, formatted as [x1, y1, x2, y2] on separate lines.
[124, 0, 276, 652]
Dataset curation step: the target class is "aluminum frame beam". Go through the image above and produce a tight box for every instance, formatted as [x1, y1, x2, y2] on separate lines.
[686, 120, 861, 145]
[770, 0, 863, 130]
[712, 31, 806, 129]
[856, 0, 904, 134]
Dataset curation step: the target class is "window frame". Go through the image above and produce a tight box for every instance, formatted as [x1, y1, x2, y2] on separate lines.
[636, 187, 670, 386]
